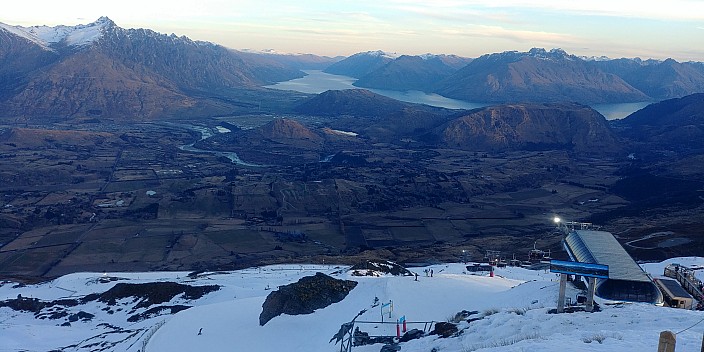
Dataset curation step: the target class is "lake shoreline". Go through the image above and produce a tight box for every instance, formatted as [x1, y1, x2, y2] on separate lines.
[267, 70, 652, 120]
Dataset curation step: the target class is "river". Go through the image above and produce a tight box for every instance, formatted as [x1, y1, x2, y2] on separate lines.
[173, 123, 265, 167]
[266, 70, 652, 119]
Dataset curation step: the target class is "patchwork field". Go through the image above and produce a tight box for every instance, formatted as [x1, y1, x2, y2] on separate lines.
[1, 119, 702, 280]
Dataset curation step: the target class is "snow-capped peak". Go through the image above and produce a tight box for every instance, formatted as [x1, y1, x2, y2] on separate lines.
[580, 55, 612, 62]
[0, 16, 113, 50]
[238, 48, 312, 56]
[418, 53, 463, 60]
[526, 48, 575, 61]
[356, 50, 399, 59]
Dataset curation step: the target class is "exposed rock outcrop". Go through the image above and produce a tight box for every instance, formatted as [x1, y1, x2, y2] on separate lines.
[349, 260, 412, 276]
[431, 322, 459, 338]
[259, 273, 357, 325]
[94, 282, 220, 309]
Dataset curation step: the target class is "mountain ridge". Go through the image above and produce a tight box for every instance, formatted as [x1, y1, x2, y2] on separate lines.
[0, 17, 306, 119]
[331, 48, 704, 104]
[353, 54, 470, 91]
[434, 48, 649, 104]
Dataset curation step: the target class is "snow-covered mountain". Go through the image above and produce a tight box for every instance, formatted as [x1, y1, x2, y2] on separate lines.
[434, 48, 650, 104]
[589, 57, 704, 100]
[1, 258, 702, 352]
[0, 16, 113, 50]
[0, 17, 305, 119]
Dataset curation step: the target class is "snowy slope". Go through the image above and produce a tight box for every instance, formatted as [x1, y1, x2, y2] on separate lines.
[1, 260, 703, 352]
[0, 16, 111, 50]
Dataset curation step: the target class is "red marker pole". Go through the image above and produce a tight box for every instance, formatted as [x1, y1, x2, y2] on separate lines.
[396, 323, 401, 338]
[403, 319, 407, 332]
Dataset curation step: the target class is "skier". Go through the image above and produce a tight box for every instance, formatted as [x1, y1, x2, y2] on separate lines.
[198, 328, 203, 335]
[430, 269, 433, 277]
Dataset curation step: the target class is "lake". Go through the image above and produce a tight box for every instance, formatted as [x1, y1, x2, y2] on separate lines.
[266, 70, 651, 119]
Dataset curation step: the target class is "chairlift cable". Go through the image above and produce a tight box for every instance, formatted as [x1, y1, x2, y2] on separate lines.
[675, 316, 704, 335]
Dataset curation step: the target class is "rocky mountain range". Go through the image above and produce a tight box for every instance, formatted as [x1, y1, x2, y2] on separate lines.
[322, 50, 398, 78]
[2, 17, 703, 122]
[341, 48, 704, 105]
[0, 17, 310, 119]
[353, 54, 471, 91]
[236, 49, 343, 70]
[434, 48, 650, 104]
[590, 58, 704, 100]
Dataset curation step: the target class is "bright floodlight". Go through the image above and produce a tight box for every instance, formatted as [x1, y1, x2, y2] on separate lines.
[553, 217, 561, 224]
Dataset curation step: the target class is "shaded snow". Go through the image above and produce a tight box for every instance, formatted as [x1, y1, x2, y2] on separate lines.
[0, 22, 49, 49]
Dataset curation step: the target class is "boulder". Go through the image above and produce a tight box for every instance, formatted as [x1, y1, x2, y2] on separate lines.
[380, 344, 401, 352]
[431, 322, 458, 338]
[452, 310, 479, 322]
[399, 328, 424, 342]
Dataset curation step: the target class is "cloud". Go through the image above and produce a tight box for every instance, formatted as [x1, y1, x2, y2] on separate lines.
[382, 1, 522, 25]
[386, 0, 704, 22]
[439, 25, 576, 45]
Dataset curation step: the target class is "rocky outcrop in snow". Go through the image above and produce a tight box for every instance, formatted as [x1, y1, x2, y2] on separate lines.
[259, 272, 357, 325]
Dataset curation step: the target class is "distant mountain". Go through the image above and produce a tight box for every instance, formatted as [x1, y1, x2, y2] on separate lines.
[616, 93, 704, 151]
[325, 48, 704, 104]
[434, 48, 649, 104]
[590, 58, 704, 100]
[622, 93, 704, 126]
[0, 17, 305, 119]
[353, 54, 470, 91]
[323, 50, 397, 78]
[236, 49, 343, 70]
[430, 54, 474, 70]
[427, 102, 620, 153]
[294, 89, 415, 118]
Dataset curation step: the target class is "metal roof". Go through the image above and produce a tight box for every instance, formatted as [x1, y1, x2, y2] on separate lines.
[656, 278, 693, 299]
[564, 230, 651, 282]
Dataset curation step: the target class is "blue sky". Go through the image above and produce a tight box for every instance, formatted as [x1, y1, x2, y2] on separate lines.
[2, 0, 704, 60]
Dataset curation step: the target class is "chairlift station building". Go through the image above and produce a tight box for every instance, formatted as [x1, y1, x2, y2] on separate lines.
[563, 229, 663, 305]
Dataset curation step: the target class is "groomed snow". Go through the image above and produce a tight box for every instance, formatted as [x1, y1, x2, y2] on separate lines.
[1, 259, 703, 352]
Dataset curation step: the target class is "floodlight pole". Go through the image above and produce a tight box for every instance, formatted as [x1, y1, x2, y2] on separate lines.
[557, 273, 567, 313]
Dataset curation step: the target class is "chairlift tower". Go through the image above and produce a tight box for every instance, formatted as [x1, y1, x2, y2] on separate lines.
[484, 250, 501, 265]
[553, 216, 600, 235]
